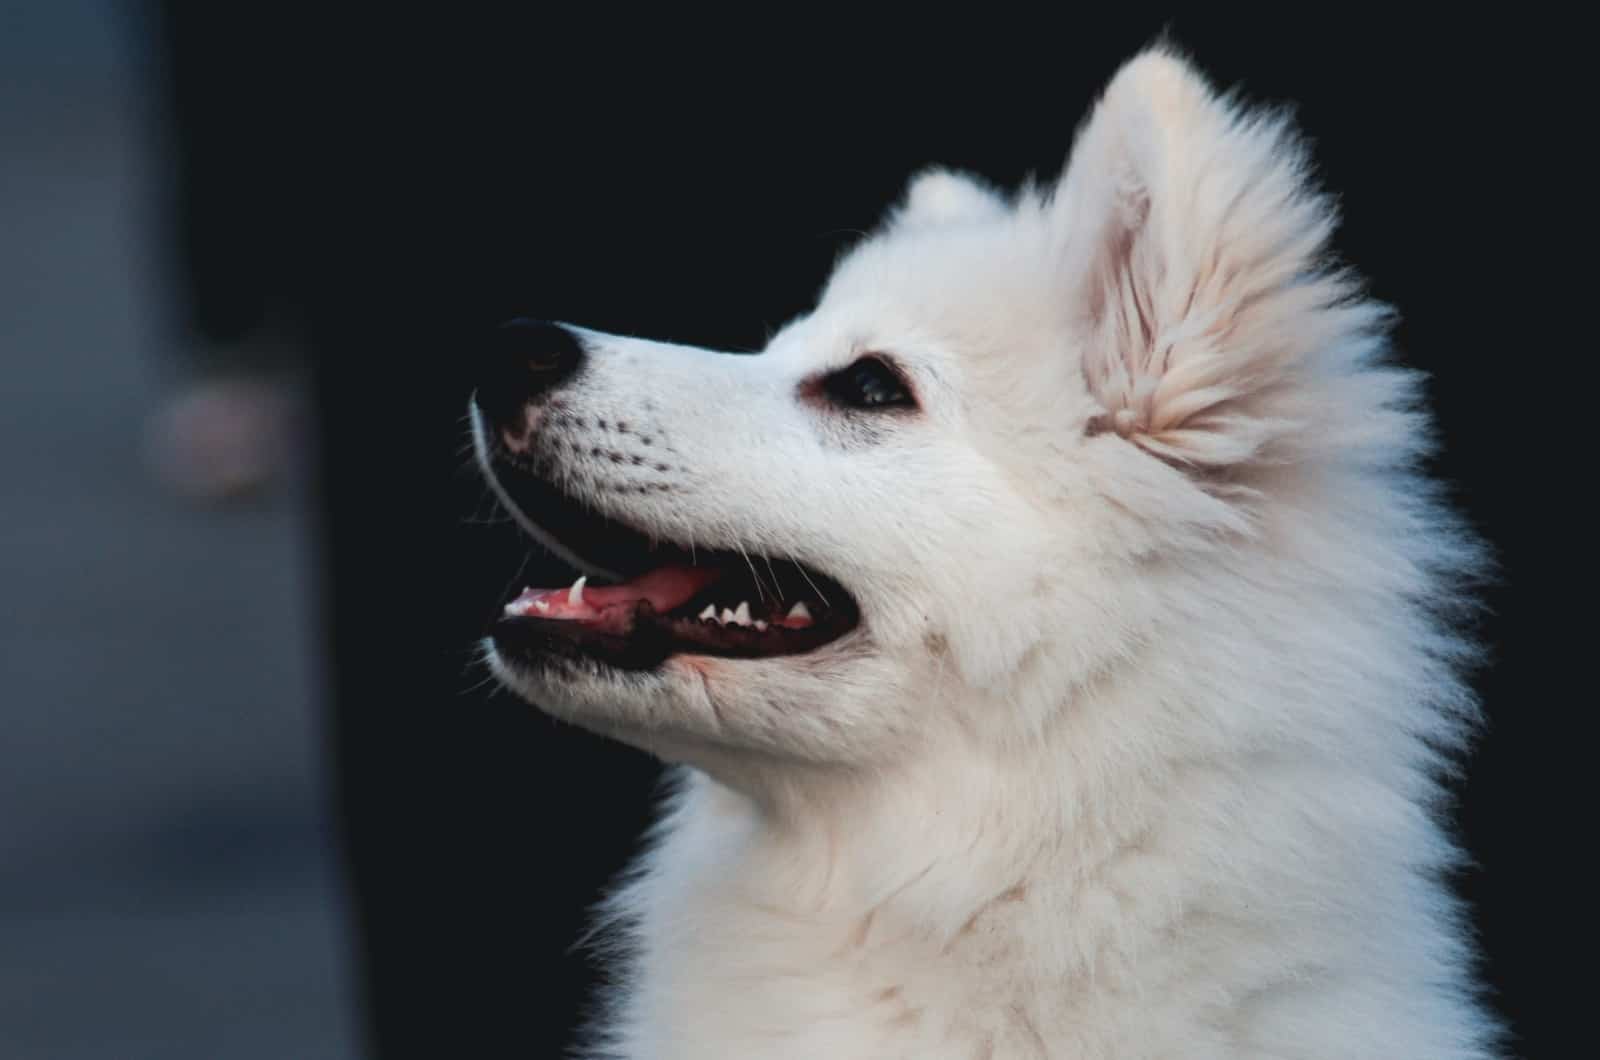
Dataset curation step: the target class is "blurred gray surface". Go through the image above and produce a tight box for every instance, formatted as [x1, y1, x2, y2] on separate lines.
[1, 3, 360, 1057]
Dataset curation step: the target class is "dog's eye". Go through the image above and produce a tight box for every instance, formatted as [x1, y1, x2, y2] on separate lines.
[822, 356, 915, 411]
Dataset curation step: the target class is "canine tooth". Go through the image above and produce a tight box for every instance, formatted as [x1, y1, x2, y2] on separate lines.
[699, 604, 717, 621]
[786, 601, 812, 624]
[720, 607, 736, 625]
[569, 575, 587, 606]
[732, 601, 751, 625]
[754, 620, 768, 631]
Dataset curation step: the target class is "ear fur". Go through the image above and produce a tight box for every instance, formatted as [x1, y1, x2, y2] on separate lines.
[1058, 49, 1386, 471]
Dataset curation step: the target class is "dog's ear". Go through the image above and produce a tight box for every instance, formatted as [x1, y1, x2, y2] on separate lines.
[1056, 49, 1380, 470]
[892, 167, 1008, 229]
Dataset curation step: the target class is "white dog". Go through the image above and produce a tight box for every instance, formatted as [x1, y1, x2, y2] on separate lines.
[471, 47, 1498, 1059]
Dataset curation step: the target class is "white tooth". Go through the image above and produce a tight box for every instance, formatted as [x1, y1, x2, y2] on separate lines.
[720, 607, 736, 625]
[699, 604, 717, 621]
[754, 620, 768, 631]
[533, 599, 550, 612]
[503, 601, 522, 616]
[787, 601, 812, 624]
[733, 601, 751, 625]
[569, 575, 587, 606]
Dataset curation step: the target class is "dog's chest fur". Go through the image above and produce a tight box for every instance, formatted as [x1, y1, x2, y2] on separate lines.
[599, 785, 1076, 1059]
[583, 763, 1479, 1060]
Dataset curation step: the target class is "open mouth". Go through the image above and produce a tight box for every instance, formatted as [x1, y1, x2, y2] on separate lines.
[485, 450, 860, 672]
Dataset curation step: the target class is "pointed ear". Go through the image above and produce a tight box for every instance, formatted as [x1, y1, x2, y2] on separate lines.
[892, 167, 1009, 229]
[1058, 49, 1375, 470]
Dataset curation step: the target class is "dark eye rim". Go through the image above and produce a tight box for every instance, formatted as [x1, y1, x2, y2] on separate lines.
[809, 354, 919, 413]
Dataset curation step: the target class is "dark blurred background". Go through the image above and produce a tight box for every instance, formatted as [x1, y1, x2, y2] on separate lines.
[0, 4, 1566, 1057]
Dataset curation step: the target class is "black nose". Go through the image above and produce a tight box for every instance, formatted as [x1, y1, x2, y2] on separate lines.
[475, 318, 587, 427]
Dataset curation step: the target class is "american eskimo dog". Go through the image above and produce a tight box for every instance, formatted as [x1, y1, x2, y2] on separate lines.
[470, 48, 1497, 1060]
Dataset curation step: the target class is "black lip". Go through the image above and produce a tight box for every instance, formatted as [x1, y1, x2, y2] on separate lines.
[493, 610, 672, 672]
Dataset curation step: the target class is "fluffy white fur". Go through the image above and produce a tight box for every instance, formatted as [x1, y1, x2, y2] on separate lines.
[481, 48, 1497, 1058]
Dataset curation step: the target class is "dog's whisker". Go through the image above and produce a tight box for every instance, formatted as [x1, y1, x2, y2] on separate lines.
[762, 554, 785, 600]
[735, 543, 768, 603]
[792, 555, 831, 607]
[495, 549, 534, 606]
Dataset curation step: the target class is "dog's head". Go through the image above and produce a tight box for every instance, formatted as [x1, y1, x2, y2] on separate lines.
[473, 51, 1411, 784]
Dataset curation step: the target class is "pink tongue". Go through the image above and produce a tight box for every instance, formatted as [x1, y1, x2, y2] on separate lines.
[504, 566, 720, 623]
